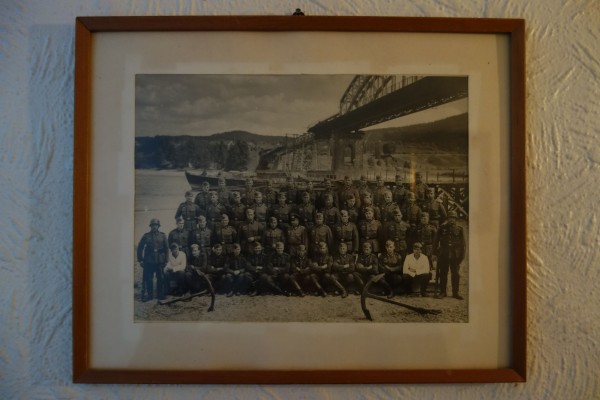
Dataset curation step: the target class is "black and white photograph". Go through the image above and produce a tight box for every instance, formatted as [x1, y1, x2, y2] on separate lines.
[133, 74, 469, 323]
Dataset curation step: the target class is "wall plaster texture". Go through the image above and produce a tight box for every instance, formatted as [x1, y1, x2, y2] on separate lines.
[1, 1, 599, 399]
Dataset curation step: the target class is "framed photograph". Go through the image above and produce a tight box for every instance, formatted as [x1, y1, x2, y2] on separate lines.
[73, 15, 526, 383]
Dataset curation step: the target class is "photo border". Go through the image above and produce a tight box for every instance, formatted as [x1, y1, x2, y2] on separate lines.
[73, 15, 526, 384]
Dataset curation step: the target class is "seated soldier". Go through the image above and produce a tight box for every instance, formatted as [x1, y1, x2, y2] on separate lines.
[246, 241, 268, 295]
[265, 242, 303, 296]
[201, 243, 227, 292]
[223, 243, 252, 296]
[355, 241, 379, 289]
[402, 242, 431, 297]
[378, 240, 403, 298]
[164, 243, 188, 296]
[290, 244, 313, 295]
[309, 241, 336, 297]
[331, 242, 364, 296]
[186, 243, 210, 295]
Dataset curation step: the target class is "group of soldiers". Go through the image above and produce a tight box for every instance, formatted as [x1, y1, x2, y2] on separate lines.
[136, 173, 466, 302]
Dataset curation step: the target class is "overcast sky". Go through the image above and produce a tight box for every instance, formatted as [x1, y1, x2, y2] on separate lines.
[135, 74, 467, 137]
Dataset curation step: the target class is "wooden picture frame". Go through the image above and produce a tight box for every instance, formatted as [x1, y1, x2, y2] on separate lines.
[73, 15, 526, 384]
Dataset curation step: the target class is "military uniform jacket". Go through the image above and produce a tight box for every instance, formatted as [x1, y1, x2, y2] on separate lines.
[262, 188, 279, 206]
[359, 204, 381, 221]
[137, 231, 169, 264]
[270, 203, 292, 225]
[423, 200, 447, 223]
[174, 201, 201, 230]
[294, 203, 316, 226]
[194, 191, 211, 213]
[434, 223, 466, 261]
[384, 220, 410, 249]
[213, 225, 237, 246]
[189, 227, 212, 249]
[311, 253, 333, 274]
[378, 252, 402, 274]
[402, 202, 422, 225]
[412, 223, 437, 247]
[381, 202, 401, 222]
[339, 186, 361, 209]
[227, 202, 247, 227]
[263, 227, 286, 250]
[267, 253, 291, 275]
[286, 225, 307, 247]
[321, 206, 341, 228]
[241, 188, 258, 206]
[318, 189, 339, 209]
[334, 222, 359, 253]
[341, 204, 360, 224]
[217, 189, 230, 207]
[252, 203, 269, 224]
[225, 255, 248, 274]
[332, 253, 356, 274]
[240, 220, 263, 247]
[207, 253, 226, 271]
[392, 185, 409, 208]
[205, 202, 225, 225]
[291, 256, 311, 275]
[189, 253, 209, 274]
[358, 219, 382, 242]
[356, 253, 379, 275]
[246, 253, 267, 275]
[373, 186, 388, 207]
[310, 224, 333, 250]
[168, 228, 190, 251]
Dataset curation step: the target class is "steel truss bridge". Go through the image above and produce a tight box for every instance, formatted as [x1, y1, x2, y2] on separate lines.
[308, 75, 468, 138]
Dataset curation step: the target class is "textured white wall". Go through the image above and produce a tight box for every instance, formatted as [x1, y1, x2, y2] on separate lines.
[1, 1, 599, 398]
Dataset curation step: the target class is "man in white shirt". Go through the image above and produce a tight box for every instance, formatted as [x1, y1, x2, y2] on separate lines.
[402, 242, 431, 297]
[164, 242, 188, 296]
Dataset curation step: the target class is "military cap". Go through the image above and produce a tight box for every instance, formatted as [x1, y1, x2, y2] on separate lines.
[201, 181, 210, 187]
[413, 242, 423, 249]
[149, 218, 160, 227]
[290, 213, 300, 221]
[185, 190, 194, 196]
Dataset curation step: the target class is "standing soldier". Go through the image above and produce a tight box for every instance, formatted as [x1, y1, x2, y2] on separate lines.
[334, 209, 360, 254]
[380, 190, 400, 223]
[283, 177, 299, 205]
[359, 192, 381, 222]
[239, 208, 263, 256]
[294, 191, 316, 230]
[339, 176, 361, 210]
[175, 190, 201, 232]
[241, 178, 258, 206]
[321, 193, 341, 229]
[216, 177, 231, 207]
[270, 191, 292, 231]
[402, 192, 422, 227]
[261, 179, 279, 207]
[318, 178, 339, 209]
[383, 209, 411, 259]
[137, 218, 169, 302]
[286, 214, 308, 257]
[341, 194, 360, 224]
[252, 191, 269, 229]
[310, 212, 333, 259]
[205, 191, 225, 230]
[372, 175, 388, 207]
[392, 174, 410, 211]
[412, 172, 429, 208]
[194, 181, 211, 216]
[263, 216, 286, 255]
[357, 175, 371, 207]
[188, 215, 212, 256]
[227, 191, 247, 231]
[410, 212, 437, 270]
[433, 210, 466, 300]
[304, 181, 319, 206]
[358, 207, 383, 254]
[423, 189, 447, 228]
[168, 217, 191, 257]
[213, 213, 237, 255]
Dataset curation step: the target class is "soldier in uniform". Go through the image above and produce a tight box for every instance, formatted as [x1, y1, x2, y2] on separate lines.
[186, 243, 210, 294]
[422, 188, 447, 228]
[304, 181, 319, 206]
[194, 181, 211, 215]
[321, 192, 341, 229]
[252, 191, 269, 229]
[223, 243, 252, 296]
[263, 216, 286, 255]
[433, 210, 466, 300]
[270, 191, 292, 231]
[359, 192, 381, 222]
[261, 179, 279, 207]
[357, 175, 371, 206]
[392, 174, 410, 211]
[333, 209, 360, 254]
[216, 177, 231, 207]
[341, 194, 360, 224]
[283, 176, 299, 205]
[239, 208, 263, 256]
[402, 242, 432, 297]
[290, 244, 313, 295]
[310, 212, 333, 259]
[205, 191, 225, 230]
[294, 191, 316, 230]
[402, 192, 422, 227]
[266, 242, 304, 296]
[168, 217, 191, 257]
[383, 209, 410, 259]
[188, 215, 212, 257]
[355, 242, 379, 287]
[410, 212, 437, 271]
[339, 176, 361, 210]
[212, 213, 238, 255]
[136, 218, 169, 301]
[245, 242, 268, 295]
[372, 175, 388, 207]
[286, 213, 308, 258]
[378, 240, 403, 298]
[203, 243, 227, 291]
[174, 191, 201, 232]
[380, 190, 400, 223]
[227, 191, 247, 231]
[331, 242, 364, 296]
[241, 178, 258, 206]
[358, 207, 383, 254]
[318, 178, 339, 209]
[309, 241, 334, 297]
[412, 172, 429, 208]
